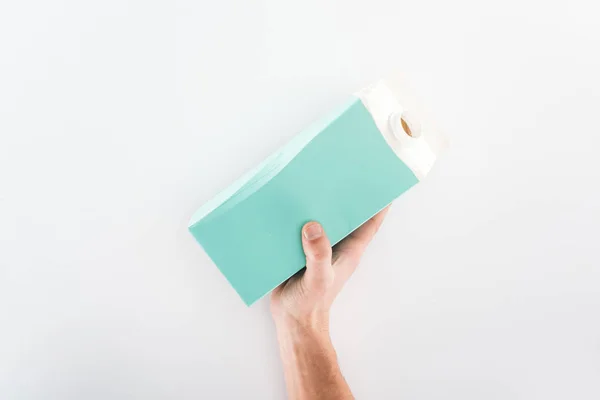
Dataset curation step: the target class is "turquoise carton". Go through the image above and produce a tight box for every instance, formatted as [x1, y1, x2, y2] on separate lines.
[189, 80, 445, 305]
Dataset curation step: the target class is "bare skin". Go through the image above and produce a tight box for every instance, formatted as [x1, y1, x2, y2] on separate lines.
[271, 207, 390, 400]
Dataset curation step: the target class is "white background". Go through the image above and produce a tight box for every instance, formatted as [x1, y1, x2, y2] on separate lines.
[1, 0, 599, 399]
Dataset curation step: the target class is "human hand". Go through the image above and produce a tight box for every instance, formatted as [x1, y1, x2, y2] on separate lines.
[270, 206, 390, 331]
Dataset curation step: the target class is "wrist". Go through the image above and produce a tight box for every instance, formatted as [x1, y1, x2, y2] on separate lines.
[274, 312, 337, 370]
[274, 311, 345, 399]
[273, 311, 331, 339]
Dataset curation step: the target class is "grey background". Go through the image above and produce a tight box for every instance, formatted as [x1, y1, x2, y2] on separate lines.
[1, 0, 599, 399]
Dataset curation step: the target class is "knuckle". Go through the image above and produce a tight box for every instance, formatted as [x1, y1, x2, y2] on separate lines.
[308, 244, 332, 261]
[308, 270, 334, 292]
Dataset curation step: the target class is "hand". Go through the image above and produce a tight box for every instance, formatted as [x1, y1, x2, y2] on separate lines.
[270, 206, 390, 330]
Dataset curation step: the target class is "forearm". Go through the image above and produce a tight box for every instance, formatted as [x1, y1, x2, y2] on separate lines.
[270, 215, 388, 399]
[274, 316, 353, 400]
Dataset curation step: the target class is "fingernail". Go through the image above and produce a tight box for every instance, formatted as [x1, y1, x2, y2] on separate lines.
[303, 222, 323, 240]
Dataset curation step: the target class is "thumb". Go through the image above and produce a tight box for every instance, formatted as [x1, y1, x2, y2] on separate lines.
[301, 222, 334, 292]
